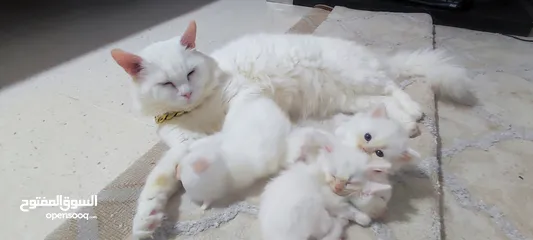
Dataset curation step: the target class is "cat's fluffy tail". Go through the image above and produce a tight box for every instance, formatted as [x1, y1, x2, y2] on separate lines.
[386, 49, 477, 106]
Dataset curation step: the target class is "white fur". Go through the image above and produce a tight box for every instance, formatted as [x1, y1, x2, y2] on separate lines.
[285, 127, 333, 166]
[335, 105, 421, 173]
[116, 29, 472, 238]
[350, 180, 393, 220]
[386, 49, 477, 105]
[177, 133, 228, 210]
[178, 95, 291, 210]
[259, 141, 370, 240]
[286, 122, 395, 222]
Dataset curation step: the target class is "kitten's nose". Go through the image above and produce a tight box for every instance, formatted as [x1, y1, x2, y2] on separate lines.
[334, 184, 344, 192]
[181, 92, 192, 100]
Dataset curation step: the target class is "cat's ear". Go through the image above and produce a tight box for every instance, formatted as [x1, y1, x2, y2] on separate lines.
[369, 103, 388, 119]
[400, 148, 421, 163]
[365, 159, 391, 181]
[111, 49, 144, 78]
[180, 21, 197, 49]
[192, 158, 210, 174]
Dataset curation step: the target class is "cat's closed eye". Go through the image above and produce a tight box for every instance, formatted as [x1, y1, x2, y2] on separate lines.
[161, 82, 176, 88]
[187, 69, 195, 81]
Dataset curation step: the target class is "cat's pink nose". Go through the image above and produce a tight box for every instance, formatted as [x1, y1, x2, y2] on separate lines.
[181, 92, 192, 100]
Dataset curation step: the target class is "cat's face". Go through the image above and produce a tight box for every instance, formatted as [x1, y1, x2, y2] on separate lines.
[335, 104, 421, 171]
[317, 143, 370, 197]
[111, 21, 219, 116]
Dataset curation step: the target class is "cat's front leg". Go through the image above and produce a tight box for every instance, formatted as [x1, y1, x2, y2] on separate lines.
[132, 145, 189, 239]
[157, 123, 207, 148]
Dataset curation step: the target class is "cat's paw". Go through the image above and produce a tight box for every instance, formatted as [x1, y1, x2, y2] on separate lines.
[354, 212, 372, 227]
[132, 198, 166, 239]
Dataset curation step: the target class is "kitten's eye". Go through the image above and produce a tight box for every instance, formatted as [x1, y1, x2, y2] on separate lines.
[161, 82, 176, 88]
[187, 69, 195, 81]
[364, 133, 372, 142]
[375, 150, 384, 158]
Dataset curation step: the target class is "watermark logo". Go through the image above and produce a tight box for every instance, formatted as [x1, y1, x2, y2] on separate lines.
[20, 195, 98, 220]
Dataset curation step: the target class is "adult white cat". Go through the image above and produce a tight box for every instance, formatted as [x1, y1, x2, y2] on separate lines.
[111, 21, 474, 238]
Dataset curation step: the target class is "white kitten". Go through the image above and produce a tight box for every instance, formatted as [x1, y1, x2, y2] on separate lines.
[259, 140, 375, 240]
[287, 124, 395, 222]
[335, 104, 421, 173]
[111, 21, 472, 237]
[177, 94, 291, 210]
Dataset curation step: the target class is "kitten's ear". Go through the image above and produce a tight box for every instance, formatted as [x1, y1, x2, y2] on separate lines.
[192, 158, 210, 174]
[180, 21, 197, 49]
[324, 145, 333, 153]
[370, 103, 388, 119]
[400, 148, 421, 163]
[365, 159, 391, 181]
[111, 49, 144, 78]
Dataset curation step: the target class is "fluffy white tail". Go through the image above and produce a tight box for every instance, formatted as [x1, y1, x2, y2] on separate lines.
[387, 49, 477, 106]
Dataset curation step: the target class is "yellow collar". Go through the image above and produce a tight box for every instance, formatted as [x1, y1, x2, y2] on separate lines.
[154, 111, 190, 124]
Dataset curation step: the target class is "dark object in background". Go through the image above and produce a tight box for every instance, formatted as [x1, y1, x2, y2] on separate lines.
[293, 0, 533, 36]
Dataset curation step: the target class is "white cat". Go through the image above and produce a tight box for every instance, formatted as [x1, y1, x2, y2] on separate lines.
[259, 137, 388, 240]
[111, 21, 473, 238]
[176, 95, 291, 211]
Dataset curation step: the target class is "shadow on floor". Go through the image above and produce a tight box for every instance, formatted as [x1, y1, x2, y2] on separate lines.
[0, 0, 215, 89]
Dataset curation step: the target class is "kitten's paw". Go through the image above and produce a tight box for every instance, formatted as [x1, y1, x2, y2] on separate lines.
[200, 202, 211, 212]
[373, 208, 388, 220]
[404, 122, 421, 138]
[132, 198, 165, 239]
[405, 104, 424, 121]
[354, 212, 372, 227]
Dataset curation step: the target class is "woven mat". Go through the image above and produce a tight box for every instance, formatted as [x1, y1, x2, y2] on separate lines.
[44, 7, 331, 240]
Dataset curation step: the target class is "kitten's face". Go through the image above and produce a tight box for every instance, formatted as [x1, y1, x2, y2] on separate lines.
[111, 21, 219, 116]
[335, 105, 420, 170]
[317, 144, 369, 197]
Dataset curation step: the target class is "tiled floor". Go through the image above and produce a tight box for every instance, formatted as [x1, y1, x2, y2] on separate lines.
[0, 1, 309, 239]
